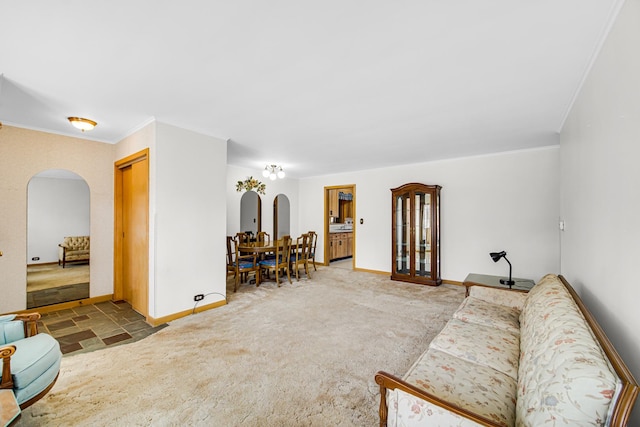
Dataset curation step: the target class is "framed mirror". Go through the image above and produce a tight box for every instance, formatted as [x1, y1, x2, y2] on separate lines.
[273, 194, 290, 239]
[240, 191, 262, 238]
[27, 169, 90, 308]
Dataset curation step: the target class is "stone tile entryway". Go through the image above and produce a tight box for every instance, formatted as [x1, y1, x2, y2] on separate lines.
[37, 301, 167, 356]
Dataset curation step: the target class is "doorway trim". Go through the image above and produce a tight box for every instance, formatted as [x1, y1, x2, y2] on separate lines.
[323, 184, 356, 268]
[113, 148, 149, 316]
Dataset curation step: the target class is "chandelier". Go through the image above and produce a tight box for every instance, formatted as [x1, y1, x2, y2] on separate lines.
[262, 164, 285, 180]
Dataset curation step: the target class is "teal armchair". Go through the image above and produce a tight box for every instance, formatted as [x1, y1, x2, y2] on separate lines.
[0, 313, 61, 409]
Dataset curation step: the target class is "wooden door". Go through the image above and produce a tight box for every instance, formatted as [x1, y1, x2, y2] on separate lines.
[114, 149, 149, 317]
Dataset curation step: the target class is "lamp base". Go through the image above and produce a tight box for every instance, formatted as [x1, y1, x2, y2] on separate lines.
[500, 279, 515, 289]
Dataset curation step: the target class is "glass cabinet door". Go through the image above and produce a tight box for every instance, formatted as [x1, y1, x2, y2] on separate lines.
[394, 192, 411, 276]
[415, 191, 431, 278]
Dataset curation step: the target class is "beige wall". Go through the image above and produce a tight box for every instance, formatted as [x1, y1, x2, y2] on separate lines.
[0, 125, 115, 312]
[1, 121, 228, 320]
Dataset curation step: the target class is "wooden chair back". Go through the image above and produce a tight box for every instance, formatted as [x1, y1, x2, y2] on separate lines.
[236, 232, 250, 245]
[226, 236, 236, 276]
[257, 231, 270, 245]
[230, 236, 258, 292]
[291, 233, 312, 280]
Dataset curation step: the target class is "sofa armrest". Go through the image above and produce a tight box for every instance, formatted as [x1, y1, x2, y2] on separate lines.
[374, 371, 502, 427]
[1, 345, 16, 389]
[467, 285, 528, 311]
[13, 313, 40, 337]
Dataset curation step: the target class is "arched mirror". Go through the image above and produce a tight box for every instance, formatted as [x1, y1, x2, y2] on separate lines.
[240, 191, 261, 238]
[27, 169, 90, 308]
[273, 194, 290, 239]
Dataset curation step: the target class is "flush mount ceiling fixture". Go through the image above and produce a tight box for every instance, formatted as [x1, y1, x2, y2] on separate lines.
[67, 117, 97, 132]
[262, 164, 285, 180]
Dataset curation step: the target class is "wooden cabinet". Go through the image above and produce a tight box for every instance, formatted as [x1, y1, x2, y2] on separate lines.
[328, 188, 354, 220]
[329, 233, 337, 260]
[328, 189, 339, 217]
[391, 183, 441, 286]
[330, 232, 353, 260]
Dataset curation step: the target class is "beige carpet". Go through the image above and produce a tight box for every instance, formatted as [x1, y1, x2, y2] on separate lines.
[27, 264, 90, 292]
[19, 267, 464, 426]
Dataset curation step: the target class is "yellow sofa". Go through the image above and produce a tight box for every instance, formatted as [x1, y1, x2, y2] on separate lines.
[57, 236, 90, 268]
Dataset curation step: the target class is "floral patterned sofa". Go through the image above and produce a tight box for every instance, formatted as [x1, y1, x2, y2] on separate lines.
[375, 274, 639, 426]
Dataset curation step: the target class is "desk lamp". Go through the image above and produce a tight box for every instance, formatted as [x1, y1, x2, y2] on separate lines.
[489, 251, 515, 288]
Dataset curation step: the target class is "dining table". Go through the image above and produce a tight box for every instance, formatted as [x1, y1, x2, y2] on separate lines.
[238, 240, 278, 285]
[238, 240, 277, 255]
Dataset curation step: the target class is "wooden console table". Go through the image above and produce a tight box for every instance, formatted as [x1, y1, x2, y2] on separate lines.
[463, 273, 536, 297]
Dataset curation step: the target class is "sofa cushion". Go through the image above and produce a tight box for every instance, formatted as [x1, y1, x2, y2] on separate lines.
[11, 334, 62, 392]
[453, 297, 520, 335]
[430, 318, 520, 380]
[517, 274, 618, 426]
[65, 250, 90, 260]
[403, 348, 517, 427]
[13, 357, 61, 406]
[0, 316, 25, 345]
[468, 285, 528, 311]
[388, 388, 488, 427]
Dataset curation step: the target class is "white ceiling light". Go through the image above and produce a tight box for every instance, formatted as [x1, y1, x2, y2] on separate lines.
[262, 164, 285, 181]
[67, 117, 97, 132]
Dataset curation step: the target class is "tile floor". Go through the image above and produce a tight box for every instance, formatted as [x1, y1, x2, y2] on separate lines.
[27, 282, 89, 309]
[38, 301, 167, 356]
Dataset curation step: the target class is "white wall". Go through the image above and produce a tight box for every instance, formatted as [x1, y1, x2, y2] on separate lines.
[299, 146, 560, 282]
[27, 175, 90, 264]
[0, 126, 114, 312]
[560, 0, 640, 422]
[154, 122, 227, 318]
[227, 164, 299, 239]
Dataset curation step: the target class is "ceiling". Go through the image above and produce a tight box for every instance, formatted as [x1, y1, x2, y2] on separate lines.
[0, 1, 622, 178]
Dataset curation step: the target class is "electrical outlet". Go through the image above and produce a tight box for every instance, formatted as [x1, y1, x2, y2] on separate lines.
[194, 294, 204, 302]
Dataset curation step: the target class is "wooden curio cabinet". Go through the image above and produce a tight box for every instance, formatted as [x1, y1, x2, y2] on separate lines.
[391, 183, 441, 286]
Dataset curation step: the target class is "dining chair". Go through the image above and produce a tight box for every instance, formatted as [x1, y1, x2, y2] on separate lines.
[307, 231, 318, 271]
[256, 231, 270, 244]
[258, 235, 292, 286]
[236, 232, 250, 245]
[229, 236, 259, 292]
[290, 233, 312, 281]
[256, 231, 275, 265]
[226, 236, 236, 280]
